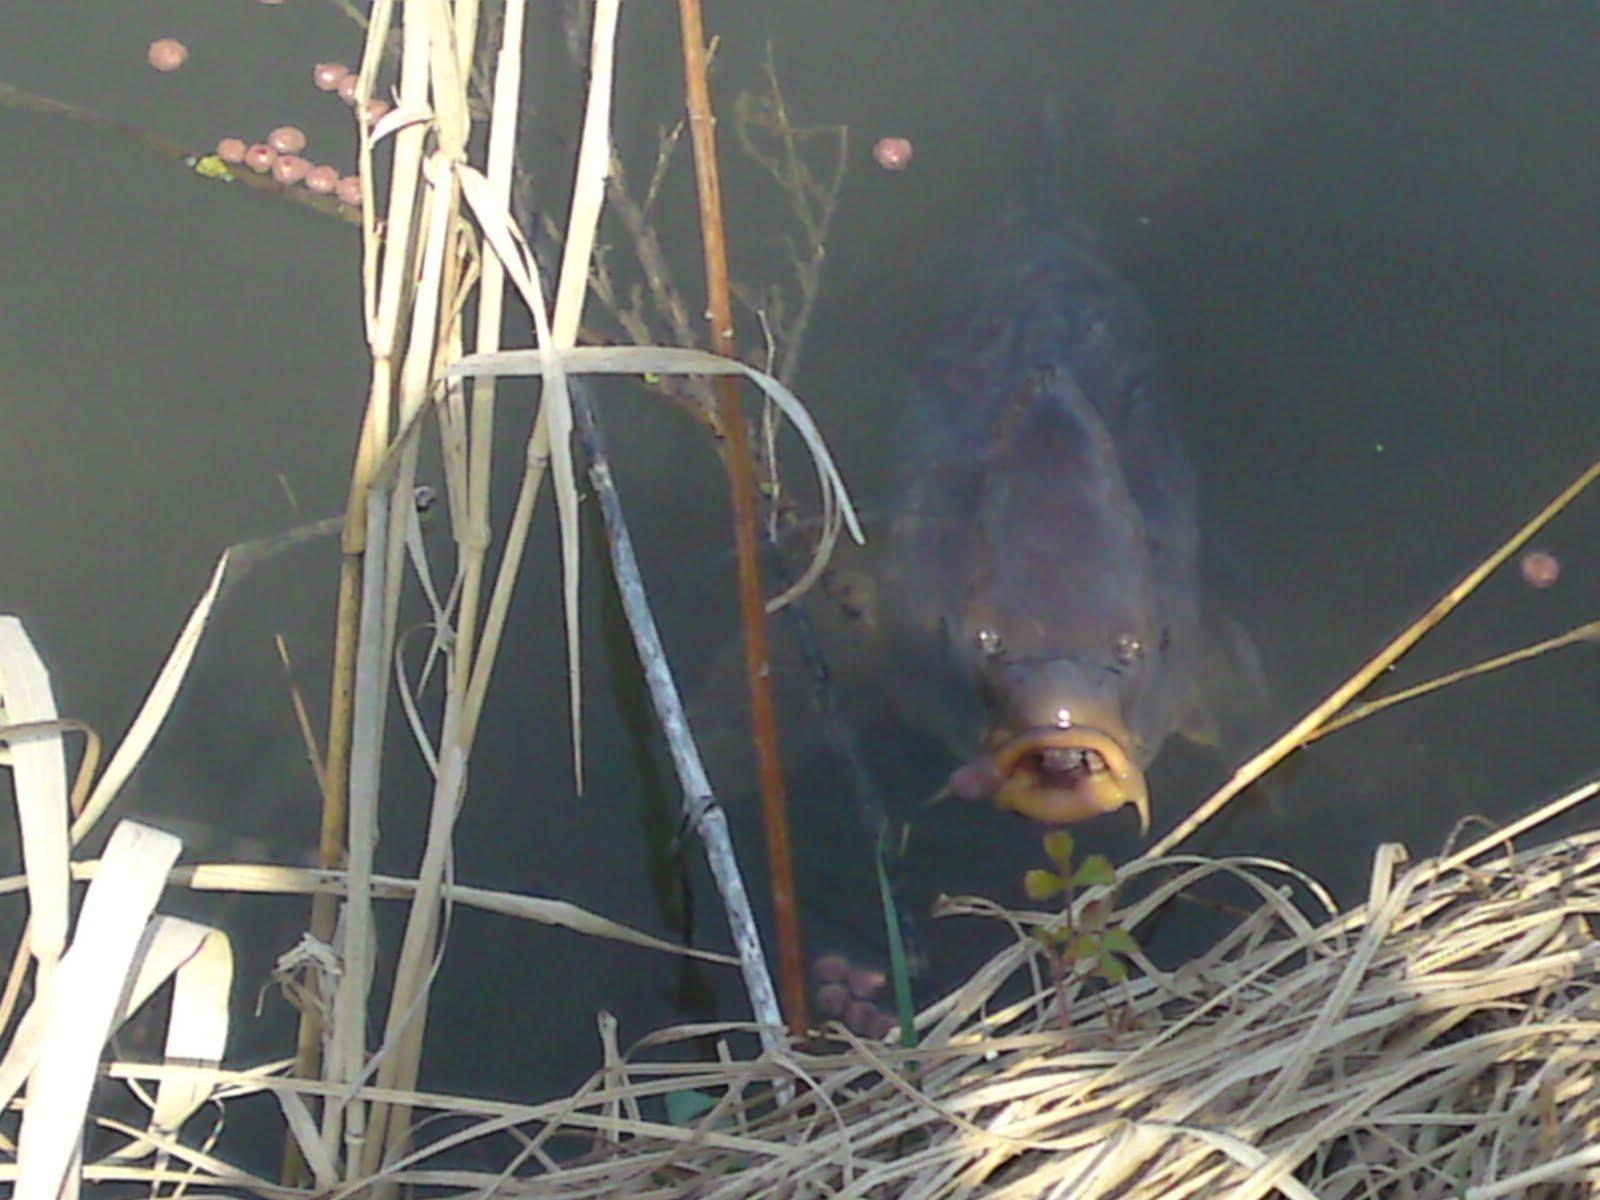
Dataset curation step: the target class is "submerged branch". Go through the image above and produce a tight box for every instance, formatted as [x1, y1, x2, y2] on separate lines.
[677, 0, 809, 1038]
[571, 385, 785, 1048]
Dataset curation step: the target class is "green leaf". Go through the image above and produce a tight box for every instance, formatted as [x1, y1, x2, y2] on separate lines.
[1071, 854, 1116, 888]
[1098, 954, 1128, 984]
[1042, 830, 1075, 870]
[875, 830, 917, 1048]
[1067, 934, 1099, 962]
[664, 1088, 718, 1125]
[1024, 869, 1064, 902]
[1100, 927, 1138, 955]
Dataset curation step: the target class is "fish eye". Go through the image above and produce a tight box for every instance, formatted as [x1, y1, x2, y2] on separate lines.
[975, 627, 1004, 657]
[1113, 632, 1144, 665]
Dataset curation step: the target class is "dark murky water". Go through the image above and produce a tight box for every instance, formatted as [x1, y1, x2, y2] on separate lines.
[4, 2, 1600, 1157]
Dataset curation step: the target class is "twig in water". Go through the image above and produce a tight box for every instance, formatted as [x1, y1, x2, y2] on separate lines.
[1305, 618, 1600, 745]
[1147, 446, 1600, 860]
[571, 384, 786, 1051]
[677, 0, 809, 1037]
[274, 635, 329, 798]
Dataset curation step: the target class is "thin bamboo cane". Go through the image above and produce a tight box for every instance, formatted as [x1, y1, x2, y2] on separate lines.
[676, 0, 809, 1039]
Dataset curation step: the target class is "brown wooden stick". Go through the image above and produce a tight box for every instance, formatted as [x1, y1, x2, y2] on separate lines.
[677, 0, 808, 1037]
[1146, 447, 1600, 861]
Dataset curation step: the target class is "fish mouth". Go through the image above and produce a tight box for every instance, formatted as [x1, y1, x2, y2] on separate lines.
[984, 725, 1150, 835]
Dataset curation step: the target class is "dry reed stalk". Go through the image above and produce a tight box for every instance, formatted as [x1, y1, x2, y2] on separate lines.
[1304, 618, 1600, 744]
[677, 0, 810, 1039]
[1147, 445, 1600, 861]
[300, 0, 440, 1177]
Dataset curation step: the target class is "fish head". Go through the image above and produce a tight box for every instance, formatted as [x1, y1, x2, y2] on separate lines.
[943, 650, 1151, 835]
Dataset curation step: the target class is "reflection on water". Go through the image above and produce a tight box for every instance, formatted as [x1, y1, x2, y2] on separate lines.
[2, 0, 1600, 1126]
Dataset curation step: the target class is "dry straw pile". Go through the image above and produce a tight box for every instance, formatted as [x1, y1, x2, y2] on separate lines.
[465, 784, 1600, 1199]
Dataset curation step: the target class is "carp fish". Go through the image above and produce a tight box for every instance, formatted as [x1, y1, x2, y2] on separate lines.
[878, 123, 1256, 835]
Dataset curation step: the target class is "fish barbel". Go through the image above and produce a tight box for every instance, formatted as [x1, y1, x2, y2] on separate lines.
[881, 133, 1231, 835]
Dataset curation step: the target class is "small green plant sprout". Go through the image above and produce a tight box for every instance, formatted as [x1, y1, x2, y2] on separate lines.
[1024, 831, 1139, 1032]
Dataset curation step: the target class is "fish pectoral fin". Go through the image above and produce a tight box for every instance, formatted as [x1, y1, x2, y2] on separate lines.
[1176, 687, 1222, 751]
[1181, 607, 1271, 757]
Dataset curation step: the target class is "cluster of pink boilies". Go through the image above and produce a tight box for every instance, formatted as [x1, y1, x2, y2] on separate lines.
[811, 952, 898, 1039]
[212, 63, 388, 210]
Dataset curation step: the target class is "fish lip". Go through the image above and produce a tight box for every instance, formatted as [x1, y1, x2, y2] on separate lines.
[983, 725, 1150, 835]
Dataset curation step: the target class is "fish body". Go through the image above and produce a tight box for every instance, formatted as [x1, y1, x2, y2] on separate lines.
[881, 149, 1216, 833]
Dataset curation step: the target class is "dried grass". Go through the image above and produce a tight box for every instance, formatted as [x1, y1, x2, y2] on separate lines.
[15, 780, 1588, 1199]
[5, 4, 1600, 1198]
[431, 782, 1599, 1199]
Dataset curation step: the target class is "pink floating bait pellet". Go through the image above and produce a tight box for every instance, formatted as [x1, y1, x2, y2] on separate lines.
[313, 62, 349, 92]
[362, 98, 391, 126]
[334, 174, 363, 207]
[215, 137, 248, 164]
[304, 164, 340, 194]
[243, 143, 278, 174]
[1520, 549, 1561, 589]
[272, 154, 310, 185]
[872, 136, 913, 171]
[815, 982, 850, 1018]
[336, 73, 360, 104]
[268, 125, 307, 154]
[147, 38, 188, 72]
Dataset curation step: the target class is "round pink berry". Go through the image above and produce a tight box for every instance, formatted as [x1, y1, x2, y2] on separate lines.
[815, 981, 850, 1018]
[1519, 549, 1560, 589]
[362, 98, 391, 126]
[313, 62, 349, 92]
[272, 154, 310, 185]
[304, 165, 340, 194]
[848, 965, 887, 1000]
[147, 38, 188, 73]
[334, 175, 363, 207]
[243, 143, 278, 174]
[873, 136, 913, 171]
[336, 73, 360, 104]
[215, 137, 248, 164]
[267, 125, 307, 155]
[844, 1000, 880, 1037]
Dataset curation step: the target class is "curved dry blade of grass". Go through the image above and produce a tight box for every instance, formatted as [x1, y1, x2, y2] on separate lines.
[447, 342, 865, 587]
[70, 553, 229, 846]
[0, 619, 71, 976]
[0, 859, 740, 967]
[8, 821, 181, 1200]
[103, 917, 233, 1161]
